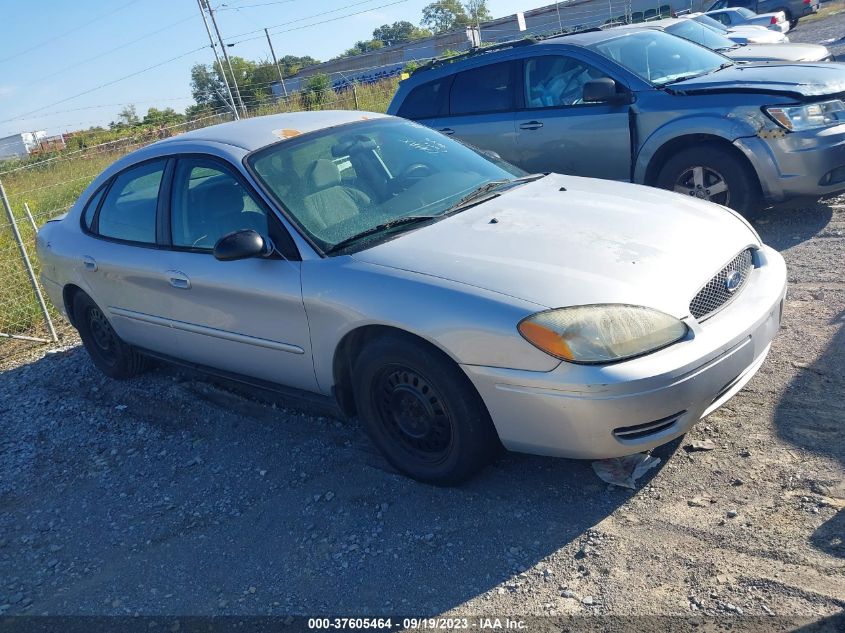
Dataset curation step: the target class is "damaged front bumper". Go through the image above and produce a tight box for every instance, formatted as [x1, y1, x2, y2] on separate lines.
[734, 122, 845, 202]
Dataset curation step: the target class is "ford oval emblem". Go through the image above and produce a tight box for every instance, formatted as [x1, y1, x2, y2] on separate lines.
[724, 271, 742, 294]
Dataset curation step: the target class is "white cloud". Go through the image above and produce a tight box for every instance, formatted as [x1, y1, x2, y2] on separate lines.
[0, 85, 17, 99]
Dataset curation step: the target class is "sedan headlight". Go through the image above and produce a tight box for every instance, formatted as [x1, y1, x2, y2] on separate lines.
[518, 305, 688, 364]
[764, 100, 845, 131]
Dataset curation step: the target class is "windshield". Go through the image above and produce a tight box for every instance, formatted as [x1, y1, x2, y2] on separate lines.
[665, 19, 737, 50]
[589, 30, 730, 86]
[247, 118, 524, 253]
[691, 14, 731, 33]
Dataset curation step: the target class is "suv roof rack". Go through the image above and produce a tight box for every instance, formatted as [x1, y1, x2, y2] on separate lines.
[410, 28, 602, 76]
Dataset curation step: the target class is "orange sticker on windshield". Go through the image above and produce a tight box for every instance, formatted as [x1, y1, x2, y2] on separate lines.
[272, 128, 301, 139]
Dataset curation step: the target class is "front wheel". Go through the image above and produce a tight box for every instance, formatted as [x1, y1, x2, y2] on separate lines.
[73, 292, 148, 379]
[352, 334, 501, 485]
[656, 145, 763, 219]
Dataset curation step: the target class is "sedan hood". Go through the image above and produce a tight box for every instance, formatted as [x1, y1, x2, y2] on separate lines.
[352, 175, 759, 318]
[668, 62, 845, 98]
[726, 27, 787, 44]
[725, 43, 831, 63]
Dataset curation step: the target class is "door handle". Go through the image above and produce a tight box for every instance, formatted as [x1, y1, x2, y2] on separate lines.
[165, 270, 191, 290]
[519, 121, 544, 131]
[82, 256, 97, 272]
[438, 127, 455, 135]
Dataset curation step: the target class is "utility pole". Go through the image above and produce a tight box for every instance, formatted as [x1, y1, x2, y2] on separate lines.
[201, 0, 247, 117]
[265, 28, 288, 99]
[196, 0, 238, 119]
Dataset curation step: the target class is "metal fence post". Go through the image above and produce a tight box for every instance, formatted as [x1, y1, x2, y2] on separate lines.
[0, 178, 58, 343]
[352, 82, 360, 110]
[23, 202, 38, 232]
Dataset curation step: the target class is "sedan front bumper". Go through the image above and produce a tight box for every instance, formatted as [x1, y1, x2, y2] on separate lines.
[736, 123, 845, 202]
[461, 245, 787, 459]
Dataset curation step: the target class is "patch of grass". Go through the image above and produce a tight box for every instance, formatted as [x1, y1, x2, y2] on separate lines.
[798, 0, 845, 23]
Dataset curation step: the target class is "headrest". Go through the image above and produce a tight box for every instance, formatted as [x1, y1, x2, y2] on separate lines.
[307, 159, 341, 190]
[196, 181, 244, 218]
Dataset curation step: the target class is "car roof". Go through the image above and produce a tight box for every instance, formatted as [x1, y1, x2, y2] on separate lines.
[610, 18, 680, 30]
[153, 110, 389, 152]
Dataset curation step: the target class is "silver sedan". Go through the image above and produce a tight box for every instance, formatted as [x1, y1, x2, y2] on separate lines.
[36, 111, 787, 484]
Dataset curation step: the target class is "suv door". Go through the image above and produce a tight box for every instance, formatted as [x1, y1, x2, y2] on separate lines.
[440, 60, 520, 164]
[514, 54, 631, 180]
[150, 156, 317, 391]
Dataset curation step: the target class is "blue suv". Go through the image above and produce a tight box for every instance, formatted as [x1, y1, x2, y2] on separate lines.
[388, 29, 845, 217]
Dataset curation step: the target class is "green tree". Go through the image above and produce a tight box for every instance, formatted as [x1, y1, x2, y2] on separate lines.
[464, 0, 491, 24]
[190, 63, 229, 110]
[372, 21, 431, 46]
[337, 39, 385, 59]
[117, 104, 139, 126]
[277, 54, 320, 77]
[301, 74, 331, 110]
[142, 107, 185, 127]
[421, 0, 470, 33]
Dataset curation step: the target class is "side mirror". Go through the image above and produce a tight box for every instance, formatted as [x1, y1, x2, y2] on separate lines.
[213, 229, 273, 261]
[582, 78, 629, 105]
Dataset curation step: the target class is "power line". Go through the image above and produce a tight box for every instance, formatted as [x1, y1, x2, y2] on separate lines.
[26, 14, 199, 87]
[0, 0, 143, 64]
[0, 45, 210, 126]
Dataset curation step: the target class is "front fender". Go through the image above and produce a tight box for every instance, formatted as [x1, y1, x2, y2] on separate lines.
[633, 109, 768, 184]
[301, 258, 561, 394]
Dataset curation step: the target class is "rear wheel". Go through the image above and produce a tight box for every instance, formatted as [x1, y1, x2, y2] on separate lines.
[352, 333, 501, 485]
[656, 144, 763, 219]
[73, 292, 148, 379]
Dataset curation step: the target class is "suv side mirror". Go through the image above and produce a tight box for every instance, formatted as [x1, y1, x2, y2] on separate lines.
[583, 78, 629, 105]
[213, 229, 274, 261]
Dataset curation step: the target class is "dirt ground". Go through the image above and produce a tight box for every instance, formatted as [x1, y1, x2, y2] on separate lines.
[0, 188, 843, 629]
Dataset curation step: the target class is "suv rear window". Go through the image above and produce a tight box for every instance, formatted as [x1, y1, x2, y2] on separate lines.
[449, 61, 516, 116]
[397, 76, 453, 119]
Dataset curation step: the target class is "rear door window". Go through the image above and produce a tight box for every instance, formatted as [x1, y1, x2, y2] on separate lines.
[449, 61, 517, 116]
[397, 76, 454, 119]
[96, 160, 165, 243]
[524, 56, 611, 108]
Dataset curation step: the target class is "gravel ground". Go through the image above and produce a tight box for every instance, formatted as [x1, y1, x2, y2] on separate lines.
[0, 190, 843, 625]
[787, 4, 845, 58]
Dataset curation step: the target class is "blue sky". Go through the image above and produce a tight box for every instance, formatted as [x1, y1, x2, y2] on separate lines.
[0, 0, 545, 138]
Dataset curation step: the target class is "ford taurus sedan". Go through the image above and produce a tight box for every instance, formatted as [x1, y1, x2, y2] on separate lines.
[37, 112, 787, 485]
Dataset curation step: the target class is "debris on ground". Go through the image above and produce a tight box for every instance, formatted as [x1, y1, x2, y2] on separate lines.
[591, 453, 661, 489]
[685, 439, 717, 452]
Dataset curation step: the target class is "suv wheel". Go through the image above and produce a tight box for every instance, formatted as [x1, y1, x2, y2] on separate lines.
[352, 333, 501, 485]
[656, 144, 762, 219]
[73, 292, 148, 379]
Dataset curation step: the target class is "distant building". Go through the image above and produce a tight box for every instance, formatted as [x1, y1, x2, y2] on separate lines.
[0, 131, 48, 160]
[271, 29, 477, 97]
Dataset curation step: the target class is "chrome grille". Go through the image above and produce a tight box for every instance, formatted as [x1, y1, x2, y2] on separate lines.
[689, 249, 754, 321]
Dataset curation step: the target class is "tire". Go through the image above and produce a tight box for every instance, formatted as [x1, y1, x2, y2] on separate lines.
[656, 144, 763, 220]
[73, 291, 148, 379]
[352, 333, 501, 486]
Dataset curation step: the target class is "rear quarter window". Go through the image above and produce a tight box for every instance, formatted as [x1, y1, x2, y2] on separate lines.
[397, 76, 454, 120]
[449, 61, 516, 116]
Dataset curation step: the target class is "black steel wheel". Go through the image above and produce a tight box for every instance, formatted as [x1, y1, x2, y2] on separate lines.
[73, 291, 148, 379]
[353, 333, 501, 485]
[374, 366, 453, 463]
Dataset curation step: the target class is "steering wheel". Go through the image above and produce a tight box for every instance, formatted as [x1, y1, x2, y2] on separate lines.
[390, 163, 434, 193]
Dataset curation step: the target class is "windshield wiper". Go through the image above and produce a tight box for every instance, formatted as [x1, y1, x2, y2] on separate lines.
[661, 62, 734, 86]
[443, 173, 547, 214]
[326, 215, 436, 253]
